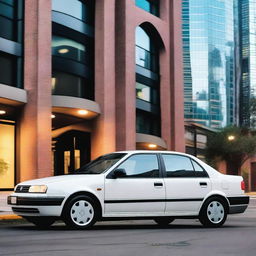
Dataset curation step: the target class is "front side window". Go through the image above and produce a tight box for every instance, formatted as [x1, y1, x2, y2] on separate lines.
[52, 35, 86, 63]
[162, 154, 195, 178]
[72, 153, 126, 174]
[115, 154, 159, 178]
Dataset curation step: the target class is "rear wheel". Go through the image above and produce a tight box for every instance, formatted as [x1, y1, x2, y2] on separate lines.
[62, 195, 98, 229]
[154, 217, 175, 226]
[199, 197, 227, 227]
[24, 217, 55, 228]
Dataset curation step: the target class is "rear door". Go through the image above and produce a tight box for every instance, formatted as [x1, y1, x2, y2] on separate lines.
[104, 153, 165, 216]
[161, 154, 211, 216]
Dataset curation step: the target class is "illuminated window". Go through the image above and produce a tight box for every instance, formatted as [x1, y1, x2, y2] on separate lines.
[0, 121, 15, 189]
[52, 35, 86, 63]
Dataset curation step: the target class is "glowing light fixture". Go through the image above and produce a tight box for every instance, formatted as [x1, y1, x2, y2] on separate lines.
[78, 109, 89, 115]
[58, 48, 69, 54]
[51, 114, 56, 119]
[0, 110, 6, 115]
[148, 144, 157, 149]
[51, 77, 56, 90]
[228, 135, 235, 141]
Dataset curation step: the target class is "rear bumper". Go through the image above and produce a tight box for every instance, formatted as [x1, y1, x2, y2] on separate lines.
[227, 196, 249, 214]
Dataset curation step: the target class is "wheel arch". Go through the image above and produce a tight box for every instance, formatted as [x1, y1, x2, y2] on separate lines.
[61, 191, 103, 218]
[200, 193, 230, 214]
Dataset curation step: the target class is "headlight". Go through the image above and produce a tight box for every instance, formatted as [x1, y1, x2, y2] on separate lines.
[28, 185, 48, 193]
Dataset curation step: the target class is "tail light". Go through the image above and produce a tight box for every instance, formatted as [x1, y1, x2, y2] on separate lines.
[241, 180, 245, 191]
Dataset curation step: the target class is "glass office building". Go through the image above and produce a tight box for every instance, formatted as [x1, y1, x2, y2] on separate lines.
[182, 0, 236, 128]
[239, 0, 256, 127]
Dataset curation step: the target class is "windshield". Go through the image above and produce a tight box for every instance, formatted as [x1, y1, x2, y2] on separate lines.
[71, 153, 127, 174]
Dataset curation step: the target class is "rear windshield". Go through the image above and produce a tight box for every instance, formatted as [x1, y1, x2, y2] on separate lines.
[71, 153, 127, 175]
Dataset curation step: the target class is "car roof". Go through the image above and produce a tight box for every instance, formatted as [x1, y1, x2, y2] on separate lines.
[113, 150, 190, 156]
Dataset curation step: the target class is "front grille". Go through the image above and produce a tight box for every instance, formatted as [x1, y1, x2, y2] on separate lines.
[15, 185, 30, 193]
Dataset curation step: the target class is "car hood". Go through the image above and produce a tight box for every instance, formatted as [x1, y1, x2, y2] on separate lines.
[18, 174, 103, 186]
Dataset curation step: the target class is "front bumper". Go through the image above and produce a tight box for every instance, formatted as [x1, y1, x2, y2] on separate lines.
[227, 196, 250, 214]
[7, 195, 65, 217]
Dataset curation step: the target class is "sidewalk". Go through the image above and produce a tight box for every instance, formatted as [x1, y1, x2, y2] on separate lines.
[1, 191, 256, 221]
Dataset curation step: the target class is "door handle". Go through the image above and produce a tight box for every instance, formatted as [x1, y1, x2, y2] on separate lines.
[200, 182, 207, 187]
[154, 182, 163, 187]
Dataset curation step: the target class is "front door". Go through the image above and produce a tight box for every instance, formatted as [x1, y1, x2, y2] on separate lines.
[161, 154, 211, 216]
[104, 153, 165, 216]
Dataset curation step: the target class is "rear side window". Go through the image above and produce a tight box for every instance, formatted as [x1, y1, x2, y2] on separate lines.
[162, 154, 195, 177]
[191, 159, 208, 177]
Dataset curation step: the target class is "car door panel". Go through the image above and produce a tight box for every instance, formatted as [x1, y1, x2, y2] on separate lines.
[104, 153, 165, 216]
[104, 178, 165, 215]
[161, 154, 211, 215]
[164, 177, 211, 215]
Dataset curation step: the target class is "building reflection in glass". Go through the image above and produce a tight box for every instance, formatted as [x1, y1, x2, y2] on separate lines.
[182, 0, 236, 128]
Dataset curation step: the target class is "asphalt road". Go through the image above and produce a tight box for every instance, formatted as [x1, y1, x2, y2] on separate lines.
[0, 198, 255, 256]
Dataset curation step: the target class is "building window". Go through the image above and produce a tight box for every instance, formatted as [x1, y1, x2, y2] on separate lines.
[0, 0, 23, 42]
[0, 52, 16, 86]
[135, 0, 159, 16]
[0, 121, 15, 189]
[135, 26, 158, 72]
[136, 109, 161, 136]
[52, 70, 93, 99]
[135, 26, 161, 137]
[52, 0, 93, 24]
[52, 35, 86, 64]
[136, 81, 159, 104]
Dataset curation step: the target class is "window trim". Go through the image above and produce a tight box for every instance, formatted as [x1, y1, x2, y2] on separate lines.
[159, 153, 209, 178]
[106, 153, 163, 179]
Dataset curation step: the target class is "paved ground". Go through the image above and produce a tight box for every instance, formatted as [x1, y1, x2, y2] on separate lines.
[0, 196, 255, 256]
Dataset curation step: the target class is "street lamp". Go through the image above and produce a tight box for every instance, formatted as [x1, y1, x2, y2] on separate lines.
[228, 135, 235, 141]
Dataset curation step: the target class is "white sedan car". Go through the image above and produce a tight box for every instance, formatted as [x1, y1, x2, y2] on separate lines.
[8, 151, 249, 229]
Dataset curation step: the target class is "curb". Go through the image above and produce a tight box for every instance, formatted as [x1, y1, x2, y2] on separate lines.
[0, 215, 22, 220]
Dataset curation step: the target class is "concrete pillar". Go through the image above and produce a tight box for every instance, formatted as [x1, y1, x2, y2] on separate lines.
[115, 0, 136, 151]
[91, 0, 116, 159]
[169, 0, 185, 152]
[17, 0, 52, 181]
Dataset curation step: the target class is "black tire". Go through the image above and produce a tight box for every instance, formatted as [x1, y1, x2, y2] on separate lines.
[24, 216, 55, 228]
[62, 195, 98, 229]
[154, 217, 175, 226]
[199, 197, 228, 228]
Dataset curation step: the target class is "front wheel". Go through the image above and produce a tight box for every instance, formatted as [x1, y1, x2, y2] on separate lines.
[154, 217, 175, 226]
[199, 197, 227, 228]
[62, 195, 98, 229]
[24, 216, 55, 228]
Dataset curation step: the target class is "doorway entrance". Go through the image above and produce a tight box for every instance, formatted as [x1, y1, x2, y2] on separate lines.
[53, 130, 91, 176]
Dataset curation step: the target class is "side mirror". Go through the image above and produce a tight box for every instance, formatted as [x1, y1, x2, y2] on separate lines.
[113, 168, 126, 178]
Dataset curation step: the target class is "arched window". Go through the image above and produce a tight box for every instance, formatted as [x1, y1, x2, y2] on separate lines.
[135, 26, 161, 136]
[135, 26, 158, 72]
